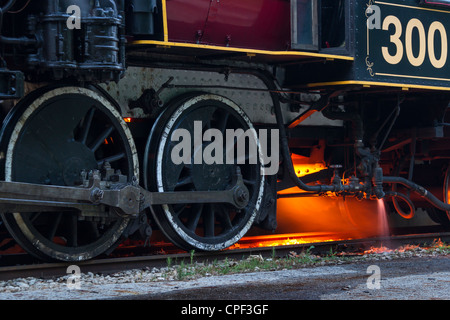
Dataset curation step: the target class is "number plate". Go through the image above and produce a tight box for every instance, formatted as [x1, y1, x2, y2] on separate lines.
[356, 0, 450, 87]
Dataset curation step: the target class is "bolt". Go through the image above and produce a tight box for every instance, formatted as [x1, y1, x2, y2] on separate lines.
[236, 188, 248, 203]
[91, 188, 104, 202]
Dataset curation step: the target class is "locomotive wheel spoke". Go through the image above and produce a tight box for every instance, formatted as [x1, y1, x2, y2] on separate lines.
[80, 108, 96, 145]
[175, 175, 194, 189]
[145, 94, 264, 252]
[216, 205, 233, 232]
[0, 86, 138, 262]
[243, 178, 257, 186]
[29, 212, 42, 224]
[47, 213, 63, 241]
[97, 152, 126, 166]
[89, 125, 115, 152]
[186, 203, 203, 231]
[172, 204, 186, 217]
[67, 213, 78, 247]
[217, 111, 230, 134]
[203, 204, 215, 238]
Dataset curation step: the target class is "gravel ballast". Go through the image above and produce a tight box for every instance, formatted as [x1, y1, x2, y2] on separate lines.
[0, 245, 448, 300]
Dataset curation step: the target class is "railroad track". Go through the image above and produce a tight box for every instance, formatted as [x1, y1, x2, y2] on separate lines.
[0, 231, 449, 282]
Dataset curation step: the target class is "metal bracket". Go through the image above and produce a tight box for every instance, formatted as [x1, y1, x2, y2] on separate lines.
[287, 90, 344, 129]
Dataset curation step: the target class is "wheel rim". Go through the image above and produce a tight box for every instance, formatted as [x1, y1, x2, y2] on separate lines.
[0, 86, 139, 261]
[145, 94, 264, 251]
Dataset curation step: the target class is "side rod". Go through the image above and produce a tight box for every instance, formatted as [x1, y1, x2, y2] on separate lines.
[0, 169, 250, 216]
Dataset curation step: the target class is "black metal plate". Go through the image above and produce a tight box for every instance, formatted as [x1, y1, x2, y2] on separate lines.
[355, 0, 450, 88]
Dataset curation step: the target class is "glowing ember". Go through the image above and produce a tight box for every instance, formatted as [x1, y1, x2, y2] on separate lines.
[362, 244, 423, 255]
[363, 246, 394, 254]
[238, 237, 338, 249]
[431, 238, 446, 248]
[231, 232, 351, 250]
[362, 239, 449, 255]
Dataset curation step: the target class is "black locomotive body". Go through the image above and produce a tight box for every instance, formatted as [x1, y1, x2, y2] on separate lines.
[0, 0, 449, 261]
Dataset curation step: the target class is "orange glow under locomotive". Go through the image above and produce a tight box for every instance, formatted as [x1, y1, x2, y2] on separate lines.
[235, 154, 390, 249]
[234, 196, 389, 250]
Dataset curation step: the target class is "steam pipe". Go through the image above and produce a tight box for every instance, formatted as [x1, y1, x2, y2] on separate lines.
[264, 76, 339, 193]
[383, 176, 450, 212]
[0, 0, 38, 47]
[385, 191, 415, 219]
[0, 35, 38, 46]
[0, 0, 16, 36]
[1, 0, 16, 12]
[231, 69, 355, 193]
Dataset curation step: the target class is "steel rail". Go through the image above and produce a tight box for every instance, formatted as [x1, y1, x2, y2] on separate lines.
[0, 232, 449, 282]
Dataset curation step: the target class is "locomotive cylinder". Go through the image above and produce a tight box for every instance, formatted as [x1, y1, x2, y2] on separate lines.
[27, 0, 125, 82]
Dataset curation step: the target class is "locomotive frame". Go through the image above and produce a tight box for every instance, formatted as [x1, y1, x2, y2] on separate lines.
[0, 0, 449, 262]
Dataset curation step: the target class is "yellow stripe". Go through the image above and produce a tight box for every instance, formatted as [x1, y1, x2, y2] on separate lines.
[162, 0, 168, 42]
[306, 80, 450, 91]
[132, 40, 354, 61]
[375, 72, 450, 82]
[375, 1, 450, 14]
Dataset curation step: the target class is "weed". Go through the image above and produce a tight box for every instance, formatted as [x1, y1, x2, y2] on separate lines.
[159, 241, 450, 281]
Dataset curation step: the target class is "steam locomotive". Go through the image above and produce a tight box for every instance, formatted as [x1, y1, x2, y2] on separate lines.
[0, 0, 449, 262]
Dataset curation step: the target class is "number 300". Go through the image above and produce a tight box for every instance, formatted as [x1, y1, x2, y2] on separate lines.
[382, 15, 448, 69]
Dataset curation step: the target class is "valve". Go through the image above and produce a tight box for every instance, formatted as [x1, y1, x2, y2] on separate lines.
[372, 165, 385, 199]
[330, 164, 343, 191]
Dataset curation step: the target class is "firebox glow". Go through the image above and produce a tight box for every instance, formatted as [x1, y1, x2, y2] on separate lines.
[234, 154, 391, 249]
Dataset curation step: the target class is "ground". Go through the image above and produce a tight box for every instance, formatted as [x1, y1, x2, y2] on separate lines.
[0, 254, 448, 301]
[121, 255, 450, 300]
